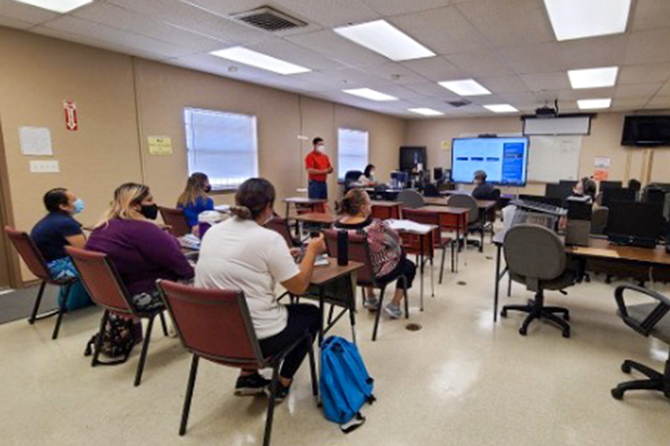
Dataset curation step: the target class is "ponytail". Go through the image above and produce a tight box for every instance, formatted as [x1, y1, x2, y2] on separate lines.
[229, 205, 253, 220]
[232, 178, 276, 221]
[336, 188, 368, 216]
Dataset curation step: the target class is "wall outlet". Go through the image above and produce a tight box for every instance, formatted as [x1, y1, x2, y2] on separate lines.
[30, 160, 60, 173]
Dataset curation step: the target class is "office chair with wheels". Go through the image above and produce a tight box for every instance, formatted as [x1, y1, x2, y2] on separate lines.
[611, 284, 670, 400]
[397, 189, 425, 210]
[500, 224, 576, 338]
[447, 194, 484, 251]
[344, 170, 364, 191]
[4, 226, 75, 339]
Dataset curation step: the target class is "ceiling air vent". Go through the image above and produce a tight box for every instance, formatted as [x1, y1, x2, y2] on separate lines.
[446, 99, 471, 108]
[232, 6, 307, 32]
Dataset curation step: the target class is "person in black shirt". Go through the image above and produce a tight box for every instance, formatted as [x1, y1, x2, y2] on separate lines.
[472, 170, 496, 200]
[31, 188, 92, 310]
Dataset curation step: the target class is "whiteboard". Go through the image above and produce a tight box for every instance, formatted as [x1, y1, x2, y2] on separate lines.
[527, 135, 582, 183]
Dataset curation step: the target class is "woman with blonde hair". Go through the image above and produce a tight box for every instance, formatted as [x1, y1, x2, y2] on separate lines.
[87, 182, 194, 313]
[334, 188, 416, 319]
[177, 172, 215, 230]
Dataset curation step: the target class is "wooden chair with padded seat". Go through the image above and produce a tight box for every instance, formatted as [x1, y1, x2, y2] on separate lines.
[500, 224, 576, 338]
[4, 226, 75, 339]
[158, 206, 190, 237]
[611, 284, 670, 401]
[65, 246, 168, 386]
[156, 280, 318, 446]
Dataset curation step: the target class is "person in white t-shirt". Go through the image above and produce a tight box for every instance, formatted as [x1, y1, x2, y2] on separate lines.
[195, 178, 326, 401]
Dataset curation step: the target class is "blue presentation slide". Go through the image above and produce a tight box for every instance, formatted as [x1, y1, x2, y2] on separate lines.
[451, 137, 528, 185]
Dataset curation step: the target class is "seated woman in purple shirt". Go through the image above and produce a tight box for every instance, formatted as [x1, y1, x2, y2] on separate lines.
[86, 182, 194, 313]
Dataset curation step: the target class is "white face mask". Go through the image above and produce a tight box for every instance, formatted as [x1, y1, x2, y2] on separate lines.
[317, 145, 325, 153]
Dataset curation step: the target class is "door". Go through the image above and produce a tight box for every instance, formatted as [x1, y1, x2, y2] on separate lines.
[0, 116, 13, 289]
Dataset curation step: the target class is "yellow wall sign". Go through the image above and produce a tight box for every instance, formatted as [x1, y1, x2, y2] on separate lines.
[147, 136, 173, 156]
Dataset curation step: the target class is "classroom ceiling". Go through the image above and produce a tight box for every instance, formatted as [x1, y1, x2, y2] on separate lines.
[2, 0, 670, 118]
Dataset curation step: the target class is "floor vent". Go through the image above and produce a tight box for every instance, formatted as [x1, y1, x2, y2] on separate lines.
[232, 6, 307, 32]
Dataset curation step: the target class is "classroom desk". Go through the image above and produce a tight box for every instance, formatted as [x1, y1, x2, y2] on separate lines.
[294, 212, 337, 228]
[491, 232, 670, 322]
[425, 197, 497, 251]
[411, 206, 468, 272]
[370, 200, 402, 220]
[392, 223, 437, 311]
[282, 197, 327, 219]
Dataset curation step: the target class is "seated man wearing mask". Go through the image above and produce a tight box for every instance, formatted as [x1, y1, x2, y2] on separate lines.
[31, 188, 92, 310]
[472, 170, 497, 200]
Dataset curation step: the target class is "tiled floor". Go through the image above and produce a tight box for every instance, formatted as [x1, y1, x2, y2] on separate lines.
[1, 241, 669, 446]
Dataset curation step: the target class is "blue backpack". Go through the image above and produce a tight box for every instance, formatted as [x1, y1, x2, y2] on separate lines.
[320, 336, 375, 429]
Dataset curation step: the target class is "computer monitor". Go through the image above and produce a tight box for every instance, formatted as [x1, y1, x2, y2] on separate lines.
[559, 180, 578, 188]
[602, 187, 636, 208]
[644, 187, 666, 205]
[545, 183, 573, 201]
[607, 202, 664, 247]
[599, 180, 623, 194]
[390, 170, 409, 188]
[433, 168, 444, 182]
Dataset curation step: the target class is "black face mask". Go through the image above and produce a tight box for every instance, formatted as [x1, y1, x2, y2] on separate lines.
[140, 204, 159, 220]
[205, 185, 212, 193]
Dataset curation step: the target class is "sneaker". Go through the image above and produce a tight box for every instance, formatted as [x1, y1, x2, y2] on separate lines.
[235, 373, 270, 397]
[363, 297, 380, 311]
[384, 303, 402, 319]
[265, 382, 291, 403]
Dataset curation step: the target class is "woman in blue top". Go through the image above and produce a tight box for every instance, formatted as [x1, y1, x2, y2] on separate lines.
[177, 172, 215, 231]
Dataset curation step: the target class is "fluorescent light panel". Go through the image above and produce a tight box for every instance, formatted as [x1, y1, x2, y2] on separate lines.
[568, 66, 618, 89]
[210, 47, 311, 75]
[334, 20, 435, 61]
[577, 98, 611, 110]
[343, 88, 397, 101]
[543, 0, 631, 41]
[484, 104, 519, 113]
[14, 0, 93, 13]
[409, 108, 444, 116]
[438, 79, 491, 96]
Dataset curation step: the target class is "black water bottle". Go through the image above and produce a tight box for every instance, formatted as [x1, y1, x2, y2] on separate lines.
[337, 230, 349, 266]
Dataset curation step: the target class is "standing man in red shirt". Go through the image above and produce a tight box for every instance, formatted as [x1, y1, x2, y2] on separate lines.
[305, 137, 333, 200]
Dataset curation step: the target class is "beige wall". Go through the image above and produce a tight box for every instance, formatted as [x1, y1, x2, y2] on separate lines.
[0, 27, 406, 283]
[405, 112, 664, 195]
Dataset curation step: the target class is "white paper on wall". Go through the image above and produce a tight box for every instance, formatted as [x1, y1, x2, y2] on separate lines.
[19, 127, 53, 156]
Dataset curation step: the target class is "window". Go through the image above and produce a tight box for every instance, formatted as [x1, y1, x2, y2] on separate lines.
[184, 108, 259, 190]
[337, 128, 369, 180]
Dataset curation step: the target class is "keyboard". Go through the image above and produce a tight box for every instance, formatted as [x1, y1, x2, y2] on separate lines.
[511, 199, 567, 217]
[511, 211, 558, 229]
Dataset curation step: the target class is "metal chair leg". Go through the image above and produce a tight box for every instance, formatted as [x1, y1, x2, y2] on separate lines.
[29, 281, 47, 324]
[134, 316, 156, 387]
[92, 310, 109, 367]
[430, 258, 435, 298]
[159, 311, 169, 337]
[439, 246, 447, 284]
[372, 286, 387, 341]
[52, 283, 72, 340]
[402, 277, 409, 319]
[179, 354, 200, 436]
[307, 336, 318, 397]
[263, 364, 280, 446]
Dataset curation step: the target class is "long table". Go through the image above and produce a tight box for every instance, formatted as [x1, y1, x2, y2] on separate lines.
[491, 231, 670, 322]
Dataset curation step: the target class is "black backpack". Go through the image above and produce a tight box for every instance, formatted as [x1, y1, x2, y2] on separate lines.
[84, 315, 137, 365]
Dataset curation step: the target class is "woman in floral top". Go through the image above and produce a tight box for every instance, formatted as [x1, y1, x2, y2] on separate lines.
[334, 189, 416, 319]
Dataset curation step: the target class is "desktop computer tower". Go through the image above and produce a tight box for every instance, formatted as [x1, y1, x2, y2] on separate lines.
[565, 198, 592, 246]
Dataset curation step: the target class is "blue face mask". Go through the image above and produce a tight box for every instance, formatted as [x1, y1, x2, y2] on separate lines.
[73, 198, 85, 215]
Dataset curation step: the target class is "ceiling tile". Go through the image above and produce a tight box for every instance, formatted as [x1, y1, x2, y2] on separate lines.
[38, 16, 197, 58]
[476, 75, 529, 93]
[286, 29, 389, 67]
[615, 83, 662, 98]
[572, 87, 617, 99]
[357, 62, 428, 85]
[500, 43, 564, 75]
[388, 6, 488, 56]
[0, 15, 31, 30]
[360, 0, 451, 16]
[375, 84, 427, 100]
[167, 52, 275, 80]
[612, 97, 650, 110]
[0, 0, 58, 25]
[520, 72, 570, 91]
[106, 0, 270, 45]
[645, 96, 670, 109]
[400, 56, 468, 81]
[403, 82, 462, 100]
[631, 0, 670, 32]
[625, 29, 670, 64]
[272, 0, 379, 27]
[244, 39, 344, 71]
[447, 49, 514, 77]
[619, 63, 670, 85]
[72, 2, 227, 51]
[316, 67, 396, 89]
[456, 0, 554, 48]
[558, 35, 628, 70]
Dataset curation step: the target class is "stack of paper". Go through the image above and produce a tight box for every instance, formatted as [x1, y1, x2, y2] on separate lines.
[179, 234, 201, 250]
[386, 219, 434, 234]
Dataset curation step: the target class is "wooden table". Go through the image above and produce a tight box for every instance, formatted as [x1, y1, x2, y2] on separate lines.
[370, 200, 402, 220]
[426, 197, 497, 251]
[282, 197, 327, 219]
[411, 206, 469, 272]
[295, 212, 337, 226]
[491, 232, 670, 322]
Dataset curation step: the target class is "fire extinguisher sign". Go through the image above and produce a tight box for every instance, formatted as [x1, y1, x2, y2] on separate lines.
[63, 100, 78, 131]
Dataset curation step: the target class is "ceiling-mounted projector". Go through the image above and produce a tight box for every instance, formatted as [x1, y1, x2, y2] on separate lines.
[535, 99, 559, 118]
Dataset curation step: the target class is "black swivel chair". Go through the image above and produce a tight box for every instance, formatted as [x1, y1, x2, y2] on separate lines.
[423, 184, 440, 197]
[344, 170, 364, 191]
[611, 284, 670, 401]
[501, 224, 576, 338]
